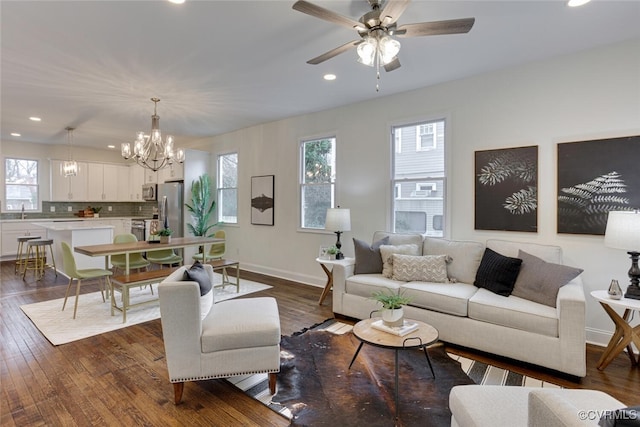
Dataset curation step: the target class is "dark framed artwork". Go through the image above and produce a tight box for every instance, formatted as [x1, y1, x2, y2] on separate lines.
[251, 175, 274, 226]
[557, 135, 640, 235]
[475, 145, 538, 232]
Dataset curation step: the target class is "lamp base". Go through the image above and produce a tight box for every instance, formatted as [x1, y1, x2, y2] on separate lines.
[335, 252, 344, 260]
[624, 285, 640, 300]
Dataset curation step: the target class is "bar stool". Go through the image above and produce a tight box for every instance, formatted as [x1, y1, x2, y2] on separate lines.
[15, 235, 41, 274]
[22, 239, 57, 280]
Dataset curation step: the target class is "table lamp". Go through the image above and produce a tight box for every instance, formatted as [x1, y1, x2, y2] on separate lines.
[604, 210, 640, 300]
[325, 207, 351, 260]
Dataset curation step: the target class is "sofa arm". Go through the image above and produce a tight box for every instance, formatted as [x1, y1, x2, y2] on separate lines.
[331, 258, 356, 295]
[556, 277, 587, 376]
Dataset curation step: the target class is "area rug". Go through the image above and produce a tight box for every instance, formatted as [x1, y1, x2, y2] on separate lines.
[229, 320, 562, 426]
[20, 274, 271, 346]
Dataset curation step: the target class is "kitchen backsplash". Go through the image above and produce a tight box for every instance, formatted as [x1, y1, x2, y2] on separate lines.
[1, 201, 157, 220]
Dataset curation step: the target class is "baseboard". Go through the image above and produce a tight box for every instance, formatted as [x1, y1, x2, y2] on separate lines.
[586, 327, 639, 355]
[240, 262, 324, 289]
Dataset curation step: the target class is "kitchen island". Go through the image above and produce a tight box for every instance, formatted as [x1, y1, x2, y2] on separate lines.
[32, 222, 114, 276]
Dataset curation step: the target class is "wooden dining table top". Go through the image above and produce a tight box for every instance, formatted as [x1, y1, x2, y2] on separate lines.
[74, 236, 223, 257]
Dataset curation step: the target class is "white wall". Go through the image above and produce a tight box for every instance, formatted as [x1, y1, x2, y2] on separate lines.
[191, 38, 640, 347]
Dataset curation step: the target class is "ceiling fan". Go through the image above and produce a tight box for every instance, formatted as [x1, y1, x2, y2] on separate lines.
[292, 0, 475, 73]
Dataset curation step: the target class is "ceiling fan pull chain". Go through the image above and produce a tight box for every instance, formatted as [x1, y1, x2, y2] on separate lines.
[376, 55, 381, 92]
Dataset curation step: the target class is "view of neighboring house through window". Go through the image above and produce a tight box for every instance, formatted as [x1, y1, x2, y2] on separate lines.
[217, 152, 238, 223]
[392, 120, 446, 236]
[4, 158, 39, 212]
[300, 137, 336, 229]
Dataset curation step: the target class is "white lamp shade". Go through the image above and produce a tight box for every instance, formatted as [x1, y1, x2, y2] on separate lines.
[325, 208, 351, 232]
[604, 211, 640, 251]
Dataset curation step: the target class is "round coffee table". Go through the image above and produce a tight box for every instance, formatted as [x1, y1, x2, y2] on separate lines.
[349, 318, 439, 420]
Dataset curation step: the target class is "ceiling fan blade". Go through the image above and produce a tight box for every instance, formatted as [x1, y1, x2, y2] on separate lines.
[380, 0, 411, 27]
[293, 0, 363, 30]
[395, 18, 475, 37]
[384, 57, 401, 72]
[307, 40, 361, 65]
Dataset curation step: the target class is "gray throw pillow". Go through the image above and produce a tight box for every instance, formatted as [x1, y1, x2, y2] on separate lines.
[353, 237, 389, 274]
[511, 250, 583, 307]
[183, 261, 213, 296]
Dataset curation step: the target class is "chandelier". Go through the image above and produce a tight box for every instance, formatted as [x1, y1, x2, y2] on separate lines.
[121, 98, 185, 172]
[356, 29, 400, 92]
[62, 127, 78, 177]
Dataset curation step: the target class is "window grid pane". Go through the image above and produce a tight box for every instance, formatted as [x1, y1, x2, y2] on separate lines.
[300, 137, 336, 229]
[217, 153, 237, 224]
[5, 158, 39, 211]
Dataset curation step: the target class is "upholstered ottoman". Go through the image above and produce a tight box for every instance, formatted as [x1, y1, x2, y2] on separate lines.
[450, 385, 626, 427]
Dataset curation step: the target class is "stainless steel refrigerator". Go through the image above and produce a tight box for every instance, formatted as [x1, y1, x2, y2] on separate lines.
[157, 182, 184, 238]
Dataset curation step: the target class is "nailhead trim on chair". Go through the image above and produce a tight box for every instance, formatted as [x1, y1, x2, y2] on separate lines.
[169, 368, 280, 383]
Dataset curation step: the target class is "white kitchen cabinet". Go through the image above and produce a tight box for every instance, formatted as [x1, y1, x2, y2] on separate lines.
[116, 165, 130, 201]
[158, 162, 184, 183]
[1, 222, 46, 257]
[50, 160, 88, 201]
[87, 163, 128, 201]
[129, 166, 145, 201]
[144, 168, 158, 184]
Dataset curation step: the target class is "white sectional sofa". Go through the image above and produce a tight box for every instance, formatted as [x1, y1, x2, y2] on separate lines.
[332, 232, 587, 377]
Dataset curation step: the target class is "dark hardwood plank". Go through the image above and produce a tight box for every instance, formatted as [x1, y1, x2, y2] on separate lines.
[1, 260, 637, 426]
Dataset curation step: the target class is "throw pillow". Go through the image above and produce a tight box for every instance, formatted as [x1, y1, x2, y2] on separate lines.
[379, 244, 421, 278]
[474, 248, 522, 296]
[511, 250, 584, 307]
[391, 254, 450, 283]
[183, 261, 213, 296]
[353, 236, 390, 274]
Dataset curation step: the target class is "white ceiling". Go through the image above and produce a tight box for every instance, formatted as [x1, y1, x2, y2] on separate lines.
[2, 0, 639, 151]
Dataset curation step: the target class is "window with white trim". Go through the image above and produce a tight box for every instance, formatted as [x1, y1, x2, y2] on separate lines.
[300, 137, 336, 229]
[395, 128, 402, 153]
[393, 119, 445, 236]
[217, 152, 237, 223]
[4, 158, 39, 212]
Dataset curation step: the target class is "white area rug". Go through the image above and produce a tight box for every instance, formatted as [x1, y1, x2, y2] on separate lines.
[20, 274, 272, 346]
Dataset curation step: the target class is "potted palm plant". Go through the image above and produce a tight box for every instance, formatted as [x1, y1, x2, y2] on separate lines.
[371, 289, 412, 327]
[185, 174, 218, 254]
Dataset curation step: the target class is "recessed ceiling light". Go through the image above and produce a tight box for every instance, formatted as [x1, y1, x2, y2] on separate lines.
[11, 133, 21, 137]
[567, 0, 591, 7]
[324, 74, 337, 81]
[168, 0, 185, 4]
[107, 145, 115, 149]
[29, 117, 41, 122]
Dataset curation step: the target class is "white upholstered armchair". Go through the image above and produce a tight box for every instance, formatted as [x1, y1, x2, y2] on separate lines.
[159, 264, 281, 404]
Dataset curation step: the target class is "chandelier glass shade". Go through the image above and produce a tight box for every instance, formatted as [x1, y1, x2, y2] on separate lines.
[356, 32, 400, 67]
[62, 127, 78, 177]
[121, 98, 185, 172]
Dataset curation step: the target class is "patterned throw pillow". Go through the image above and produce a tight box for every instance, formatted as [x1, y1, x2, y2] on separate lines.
[391, 254, 450, 282]
[379, 244, 421, 278]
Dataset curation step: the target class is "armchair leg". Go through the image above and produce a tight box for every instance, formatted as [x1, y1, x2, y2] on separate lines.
[173, 382, 184, 405]
[268, 372, 277, 394]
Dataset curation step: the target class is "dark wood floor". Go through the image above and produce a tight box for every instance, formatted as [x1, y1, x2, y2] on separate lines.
[1, 260, 638, 426]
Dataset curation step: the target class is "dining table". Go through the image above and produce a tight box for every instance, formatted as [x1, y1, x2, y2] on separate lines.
[74, 236, 223, 275]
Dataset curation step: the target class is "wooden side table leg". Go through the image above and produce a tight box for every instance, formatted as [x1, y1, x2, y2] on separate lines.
[318, 263, 333, 305]
[597, 305, 634, 370]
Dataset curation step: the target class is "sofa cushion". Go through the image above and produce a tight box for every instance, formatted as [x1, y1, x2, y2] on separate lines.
[373, 231, 424, 249]
[401, 282, 478, 317]
[528, 389, 626, 427]
[487, 239, 563, 264]
[424, 237, 485, 284]
[512, 250, 584, 308]
[353, 236, 389, 274]
[346, 274, 403, 299]
[391, 254, 449, 283]
[379, 244, 421, 278]
[474, 248, 522, 296]
[468, 288, 558, 337]
[450, 385, 532, 427]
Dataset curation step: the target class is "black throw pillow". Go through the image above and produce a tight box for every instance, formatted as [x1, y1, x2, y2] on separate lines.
[353, 236, 390, 274]
[183, 261, 212, 296]
[473, 248, 522, 296]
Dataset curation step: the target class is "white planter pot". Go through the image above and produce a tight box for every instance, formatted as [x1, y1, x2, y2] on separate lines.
[382, 307, 404, 327]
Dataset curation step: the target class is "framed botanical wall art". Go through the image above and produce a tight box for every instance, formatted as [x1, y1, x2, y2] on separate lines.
[251, 175, 275, 226]
[557, 135, 640, 235]
[475, 145, 538, 232]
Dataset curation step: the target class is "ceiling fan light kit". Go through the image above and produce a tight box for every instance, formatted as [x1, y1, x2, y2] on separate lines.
[121, 98, 185, 172]
[292, 0, 475, 91]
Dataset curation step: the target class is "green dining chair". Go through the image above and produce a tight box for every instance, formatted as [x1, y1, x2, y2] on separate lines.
[192, 230, 226, 263]
[60, 241, 113, 319]
[146, 248, 183, 269]
[111, 233, 150, 274]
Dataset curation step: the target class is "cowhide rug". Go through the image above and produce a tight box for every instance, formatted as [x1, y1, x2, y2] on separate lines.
[273, 329, 474, 427]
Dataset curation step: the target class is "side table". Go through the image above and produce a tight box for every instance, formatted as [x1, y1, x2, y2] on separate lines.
[590, 290, 640, 370]
[315, 257, 354, 305]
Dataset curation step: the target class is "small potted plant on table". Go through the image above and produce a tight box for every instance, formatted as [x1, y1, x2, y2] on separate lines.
[158, 228, 173, 244]
[92, 206, 102, 218]
[372, 289, 412, 327]
[326, 246, 338, 260]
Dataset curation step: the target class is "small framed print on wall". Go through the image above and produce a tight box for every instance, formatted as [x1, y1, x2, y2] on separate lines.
[251, 175, 274, 226]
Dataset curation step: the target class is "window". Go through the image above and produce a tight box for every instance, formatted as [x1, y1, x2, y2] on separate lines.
[392, 119, 446, 236]
[300, 137, 336, 229]
[217, 153, 237, 223]
[4, 158, 39, 211]
[416, 123, 436, 151]
[394, 128, 402, 153]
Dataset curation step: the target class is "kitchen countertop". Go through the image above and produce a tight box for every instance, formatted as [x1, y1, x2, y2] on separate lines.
[0, 217, 152, 224]
[31, 221, 116, 231]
